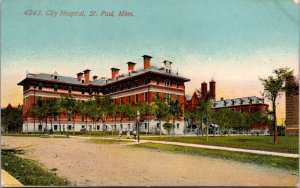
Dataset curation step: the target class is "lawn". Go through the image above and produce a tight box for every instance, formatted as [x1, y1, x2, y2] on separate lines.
[1, 148, 70, 186]
[141, 135, 298, 153]
[87, 138, 135, 144]
[132, 142, 299, 172]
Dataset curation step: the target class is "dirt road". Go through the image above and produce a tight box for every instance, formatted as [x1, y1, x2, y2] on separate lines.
[1, 136, 298, 186]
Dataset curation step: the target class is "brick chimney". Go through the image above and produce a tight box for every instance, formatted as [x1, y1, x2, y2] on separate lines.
[111, 68, 120, 79]
[209, 79, 216, 100]
[83, 69, 91, 83]
[142, 55, 152, 69]
[201, 81, 207, 100]
[127, 62, 136, 72]
[77, 72, 83, 81]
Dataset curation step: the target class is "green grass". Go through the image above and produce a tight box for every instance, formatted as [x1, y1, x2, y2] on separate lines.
[87, 138, 135, 144]
[141, 135, 298, 154]
[1, 148, 70, 186]
[132, 142, 299, 172]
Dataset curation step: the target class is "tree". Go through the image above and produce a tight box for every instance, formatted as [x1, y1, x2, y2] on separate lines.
[29, 104, 40, 132]
[61, 96, 78, 135]
[151, 95, 169, 137]
[96, 96, 111, 131]
[260, 67, 294, 144]
[117, 104, 126, 131]
[46, 98, 60, 133]
[168, 99, 181, 135]
[1, 104, 23, 133]
[77, 100, 92, 131]
[90, 99, 100, 132]
[124, 103, 137, 130]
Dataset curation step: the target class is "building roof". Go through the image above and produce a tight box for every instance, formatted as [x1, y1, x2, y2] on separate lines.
[18, 64, 190, 87]
[212, 96, 266, 108]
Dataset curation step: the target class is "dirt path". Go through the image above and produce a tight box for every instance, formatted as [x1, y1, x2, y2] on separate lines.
[1, 136, 298, 186]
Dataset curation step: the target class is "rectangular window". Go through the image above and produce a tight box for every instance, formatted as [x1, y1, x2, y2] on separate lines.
[38, 83, 43, 90]
[164, 79, 171, 87]
[156, 77, 160, 85]
[135, 80, 138, 87]
[54, 125, 58, 130]
[81, 125, 85, 128]
[165, 93, 171, 101]
[97, 125, 100, 130]
[144, 92, 148, 102]
[176, 82, 179, 88]
[128, 82, 131, 89]
[81, 88, 85, 94]
[177, 123, 180, 129]
[68, 86, 72, 93]
[54, 84, 58, 91]
[135, 94, 138, 103]
[68, 125, 72, 130]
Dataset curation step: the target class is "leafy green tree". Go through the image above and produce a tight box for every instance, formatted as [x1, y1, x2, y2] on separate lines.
[211, 109, 237, 135]
[77, 100, 92, 131]
[117, 104, 127, 131]
[151, 95, 169, 136]
[60, 96, 78, 135]
[46, 98, 60, 133]
[96, 96, 111, 131]
[1, 104, 23, 133]
[29, 104, 40, 132]
[124, 103, 137, 130]
[168, 99, 181, 135]
[90, 99, 100, 132]
[260, 67, 294, 143]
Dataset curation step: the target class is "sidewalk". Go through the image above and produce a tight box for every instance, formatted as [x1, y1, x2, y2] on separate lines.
[129, 139, 299, 158]
[1, 169, 23, 187]
[70, 136, 299, 158]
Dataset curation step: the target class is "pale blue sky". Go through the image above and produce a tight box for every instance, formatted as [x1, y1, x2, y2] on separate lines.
[1, 0, 298, 122]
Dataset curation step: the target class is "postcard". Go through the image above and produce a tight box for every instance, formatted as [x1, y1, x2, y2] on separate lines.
[1, 0, 299, 187]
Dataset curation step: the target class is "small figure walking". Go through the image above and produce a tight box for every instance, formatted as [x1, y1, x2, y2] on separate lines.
[133, 130, 137, 140]
[126, 131, 130, 139]
[119, 130, 122, 138]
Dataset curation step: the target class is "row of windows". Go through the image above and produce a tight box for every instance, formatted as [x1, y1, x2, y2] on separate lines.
[104, 78, 180, 95]
[51, 123, 182, 131]
[113, 92, 180, 104]
[32, 79, 180, 95]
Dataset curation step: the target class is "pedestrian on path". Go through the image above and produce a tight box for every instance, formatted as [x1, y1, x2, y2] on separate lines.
[126, 131, 130, 139]
[119, 130, 123, 138]
[133, 130, 137, 140]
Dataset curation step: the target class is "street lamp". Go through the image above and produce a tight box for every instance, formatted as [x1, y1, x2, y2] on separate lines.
[137, 110, 140, 142]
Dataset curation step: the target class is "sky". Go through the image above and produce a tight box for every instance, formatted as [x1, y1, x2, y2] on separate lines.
[1, 0, 299, 124]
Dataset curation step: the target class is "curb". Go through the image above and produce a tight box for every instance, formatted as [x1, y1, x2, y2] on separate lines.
[1, 169, 23, 186]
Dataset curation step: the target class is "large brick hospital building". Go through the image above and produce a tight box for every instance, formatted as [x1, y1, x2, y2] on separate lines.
[18, 55, 190, 133]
